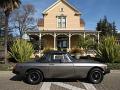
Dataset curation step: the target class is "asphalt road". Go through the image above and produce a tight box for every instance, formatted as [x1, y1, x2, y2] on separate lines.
[0, 71, 120, 90]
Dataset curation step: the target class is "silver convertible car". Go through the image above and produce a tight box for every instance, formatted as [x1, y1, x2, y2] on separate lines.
[13, 51, 110, 85]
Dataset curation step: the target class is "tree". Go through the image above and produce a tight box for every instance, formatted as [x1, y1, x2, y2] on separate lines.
[10, 4, 36, 38]
[0, 9, 5, 37]
[0, 10, 5, 51]
[78, 36, 95, 53]
[0, 0, 21, 64]
[96, 16, 117, 37]
[112, 22, 117, 36]
[0, 10, 6, 51]
[0, 10, 14, 52]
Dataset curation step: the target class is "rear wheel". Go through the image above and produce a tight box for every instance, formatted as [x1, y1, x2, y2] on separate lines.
[88, 68, 103, 84]
[26, 70, 43, 85]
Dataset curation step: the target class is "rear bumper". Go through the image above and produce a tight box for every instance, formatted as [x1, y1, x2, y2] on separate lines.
[104, 68, 110, 74]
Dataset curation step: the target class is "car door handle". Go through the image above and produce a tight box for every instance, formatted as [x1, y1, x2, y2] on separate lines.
[49, 63, 54, 65]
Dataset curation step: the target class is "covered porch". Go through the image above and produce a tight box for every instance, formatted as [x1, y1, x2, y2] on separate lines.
[26, 30, 100, 52]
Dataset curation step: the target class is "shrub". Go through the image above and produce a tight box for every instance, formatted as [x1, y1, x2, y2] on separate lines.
[9, 39, 34, 63]
[78, 36, 95, 51]
[96, 36, 120, 63]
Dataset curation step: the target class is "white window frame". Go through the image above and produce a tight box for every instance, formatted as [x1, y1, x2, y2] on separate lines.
[57, 16, 66, 29]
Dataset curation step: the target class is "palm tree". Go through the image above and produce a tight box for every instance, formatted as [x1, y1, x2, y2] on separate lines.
[0, 0, 21, 64]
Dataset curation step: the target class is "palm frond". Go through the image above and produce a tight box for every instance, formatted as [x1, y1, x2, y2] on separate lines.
[0, 0, 21, 11]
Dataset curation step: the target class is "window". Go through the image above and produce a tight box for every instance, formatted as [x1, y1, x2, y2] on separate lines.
[50, 54, 72, 63]
[57, 16, 66, 28]
[60, 8, 64, 12]
[63, 41, 67, 47]
[50, 54, 64, 63]
[54, 55, 64, 60]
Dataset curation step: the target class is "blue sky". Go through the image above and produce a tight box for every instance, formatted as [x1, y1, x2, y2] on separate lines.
[21, 0, 120, 31]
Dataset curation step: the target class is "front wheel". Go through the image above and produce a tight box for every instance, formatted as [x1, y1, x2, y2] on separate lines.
[25, 70, 43, 85]
[88, 68, 103, 84]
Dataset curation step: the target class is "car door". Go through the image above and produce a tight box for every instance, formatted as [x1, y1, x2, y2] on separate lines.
[73, 61, 90, 78]
[67, 54, 88, 78]
[48, 53, 75, 78]
[37, 54, 50, 78]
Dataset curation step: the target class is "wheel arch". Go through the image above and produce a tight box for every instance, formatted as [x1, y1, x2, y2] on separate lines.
[25, 68, 44, 78]
[87, 66, 104, 77]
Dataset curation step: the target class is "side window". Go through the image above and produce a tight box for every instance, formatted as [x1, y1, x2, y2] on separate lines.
[54, 55, 64, 60]
[50, 54, 72, 63]
[50, 54, 64, 63]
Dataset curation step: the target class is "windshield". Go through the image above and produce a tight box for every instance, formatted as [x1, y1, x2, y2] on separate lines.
[67, 53, 76, 62]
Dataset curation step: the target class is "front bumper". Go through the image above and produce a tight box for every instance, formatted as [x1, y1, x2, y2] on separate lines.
[104, 68, 110, 74]
[12, 69, 20, 75]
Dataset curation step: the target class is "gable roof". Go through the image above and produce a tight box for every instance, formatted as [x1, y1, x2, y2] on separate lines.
[42, 0, 81, 15]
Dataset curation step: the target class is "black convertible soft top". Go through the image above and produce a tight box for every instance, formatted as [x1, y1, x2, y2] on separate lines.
[45, 50, 67, 54]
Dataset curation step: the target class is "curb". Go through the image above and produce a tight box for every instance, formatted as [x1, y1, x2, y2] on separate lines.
[111, 70, 120, 73]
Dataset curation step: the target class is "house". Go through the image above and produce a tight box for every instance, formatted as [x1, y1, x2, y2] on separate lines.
[27, 0, 100, 52]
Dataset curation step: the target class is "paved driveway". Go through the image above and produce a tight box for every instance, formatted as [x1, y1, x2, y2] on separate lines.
[0, 71, 120, 90]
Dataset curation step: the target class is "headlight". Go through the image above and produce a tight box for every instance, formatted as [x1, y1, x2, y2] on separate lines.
[104, 65, 108, 70]
[13, 64, 17, 70]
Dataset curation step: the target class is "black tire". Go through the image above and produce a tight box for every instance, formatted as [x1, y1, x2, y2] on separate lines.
[88, 68, 103, 84]
[25, 70, 43, 85]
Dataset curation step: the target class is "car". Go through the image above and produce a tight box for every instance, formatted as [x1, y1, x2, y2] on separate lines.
[13, 51, 110, 85]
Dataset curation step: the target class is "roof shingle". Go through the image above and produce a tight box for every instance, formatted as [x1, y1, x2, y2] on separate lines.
[37, 18, 44, 27]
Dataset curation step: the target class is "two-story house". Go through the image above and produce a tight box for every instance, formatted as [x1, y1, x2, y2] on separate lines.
[27, 0, 100, 52]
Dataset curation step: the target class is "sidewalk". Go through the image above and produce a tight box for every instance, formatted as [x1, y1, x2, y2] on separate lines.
[0, 71, 15, 77]
[110, 70, 120, 73]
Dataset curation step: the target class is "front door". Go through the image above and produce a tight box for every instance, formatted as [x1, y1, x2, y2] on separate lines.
[57, 36, 68, 51]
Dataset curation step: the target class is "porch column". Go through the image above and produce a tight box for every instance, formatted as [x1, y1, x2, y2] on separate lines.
[83, 32, 86, 39]
[69, 33, 71, 50]
[39, 33, 41, 51]
[54, 33, 56, 50]
[39, 33, 42, 56]
[97, 32, 100, 44]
